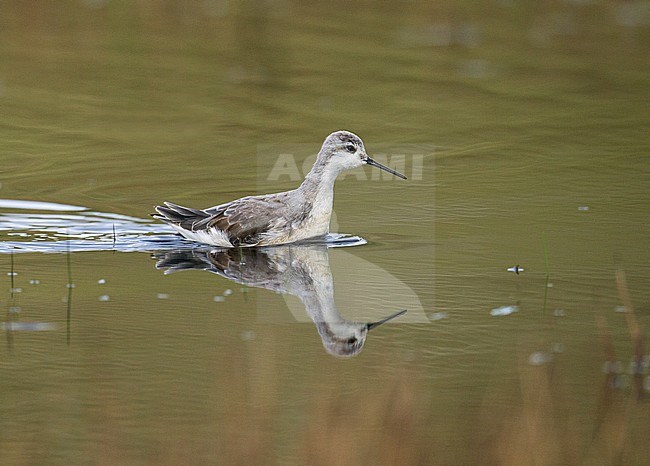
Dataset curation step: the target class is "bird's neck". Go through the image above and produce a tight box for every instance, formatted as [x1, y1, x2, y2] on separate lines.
[301, 155, 341, 192]
[295, 160, 339, 236]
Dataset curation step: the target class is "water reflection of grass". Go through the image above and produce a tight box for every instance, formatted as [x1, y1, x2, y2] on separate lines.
[296, 360, 649, 463]
[542, 235, 551, 316]
[88, 339, 647, 464]
[5, 249, 17, 350]
[66, 240, 73, 345]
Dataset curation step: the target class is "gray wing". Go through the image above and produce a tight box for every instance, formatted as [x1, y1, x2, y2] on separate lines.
[199, 192, 301, 246]
[154, 191, 303, 246]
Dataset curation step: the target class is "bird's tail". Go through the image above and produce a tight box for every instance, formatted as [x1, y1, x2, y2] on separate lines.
[152, 202, 209, 230]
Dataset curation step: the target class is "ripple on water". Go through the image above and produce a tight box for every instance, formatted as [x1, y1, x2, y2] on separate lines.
[0, 199, 87, 211]
[0, 199, 196, 253]
[0, 199, 367, 253]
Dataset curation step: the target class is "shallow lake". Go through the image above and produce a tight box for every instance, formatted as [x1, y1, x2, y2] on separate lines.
[1, 1, 649, 464]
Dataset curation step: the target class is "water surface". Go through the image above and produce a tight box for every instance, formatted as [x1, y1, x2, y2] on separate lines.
[1, 1, 649, 464]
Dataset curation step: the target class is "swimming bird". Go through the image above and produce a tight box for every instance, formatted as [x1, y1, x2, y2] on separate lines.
[153, 130, 406, 247]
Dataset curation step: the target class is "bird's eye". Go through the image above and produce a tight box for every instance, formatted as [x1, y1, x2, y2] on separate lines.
[345, 144, 356, 153]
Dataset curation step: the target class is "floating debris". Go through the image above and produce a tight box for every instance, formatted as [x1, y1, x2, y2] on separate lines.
[553, 308, 566, 317]
[507, 265, 524, 274]
[1, 322, 56, 331]
[609, 375, 629, 390]
[66, 283, 75, 289]
[628, 355, 649, 375]
[98, 295, 110, 301]
[240, 330, 256, 341]
[10, 287, 22, 293]
[429, 311, 449, 321]
[490, 305, 519, 316]
[97, 278, 106, 284]
[223, 289, 233, 296]
[402, 350, 417, 362]
[156, 293, 169, 300]
[7, 272, 17, 276]
[577, 206, 590, 211]
[213, 296, 225, 303]
[628, 360, 646, 375]
[602, 360, 623, 374]
[614, 305, 627, 313]
[528, 351, 553, 366]
[546, 282, 554, 288]
[8, 306, 21, 314]
[551, 342, 565, 353]
[29, 279, 40, 285]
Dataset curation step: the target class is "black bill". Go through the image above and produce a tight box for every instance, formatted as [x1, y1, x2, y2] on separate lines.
[364, 156, 408, 180]
[366, 309, 407, 331]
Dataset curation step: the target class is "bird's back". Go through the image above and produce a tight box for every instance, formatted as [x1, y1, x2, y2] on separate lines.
[153, 188, 318, 247]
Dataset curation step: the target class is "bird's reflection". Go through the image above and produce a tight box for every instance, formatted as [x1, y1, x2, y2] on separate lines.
[153, 244, 406, 357]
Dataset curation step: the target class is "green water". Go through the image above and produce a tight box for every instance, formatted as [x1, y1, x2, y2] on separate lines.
[1, 1, 649, 464]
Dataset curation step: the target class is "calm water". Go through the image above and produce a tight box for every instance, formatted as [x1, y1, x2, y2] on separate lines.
[1, 1, 649, 464]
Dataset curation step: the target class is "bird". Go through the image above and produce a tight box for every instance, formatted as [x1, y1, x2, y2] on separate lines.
[153, 130, 407, 247]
